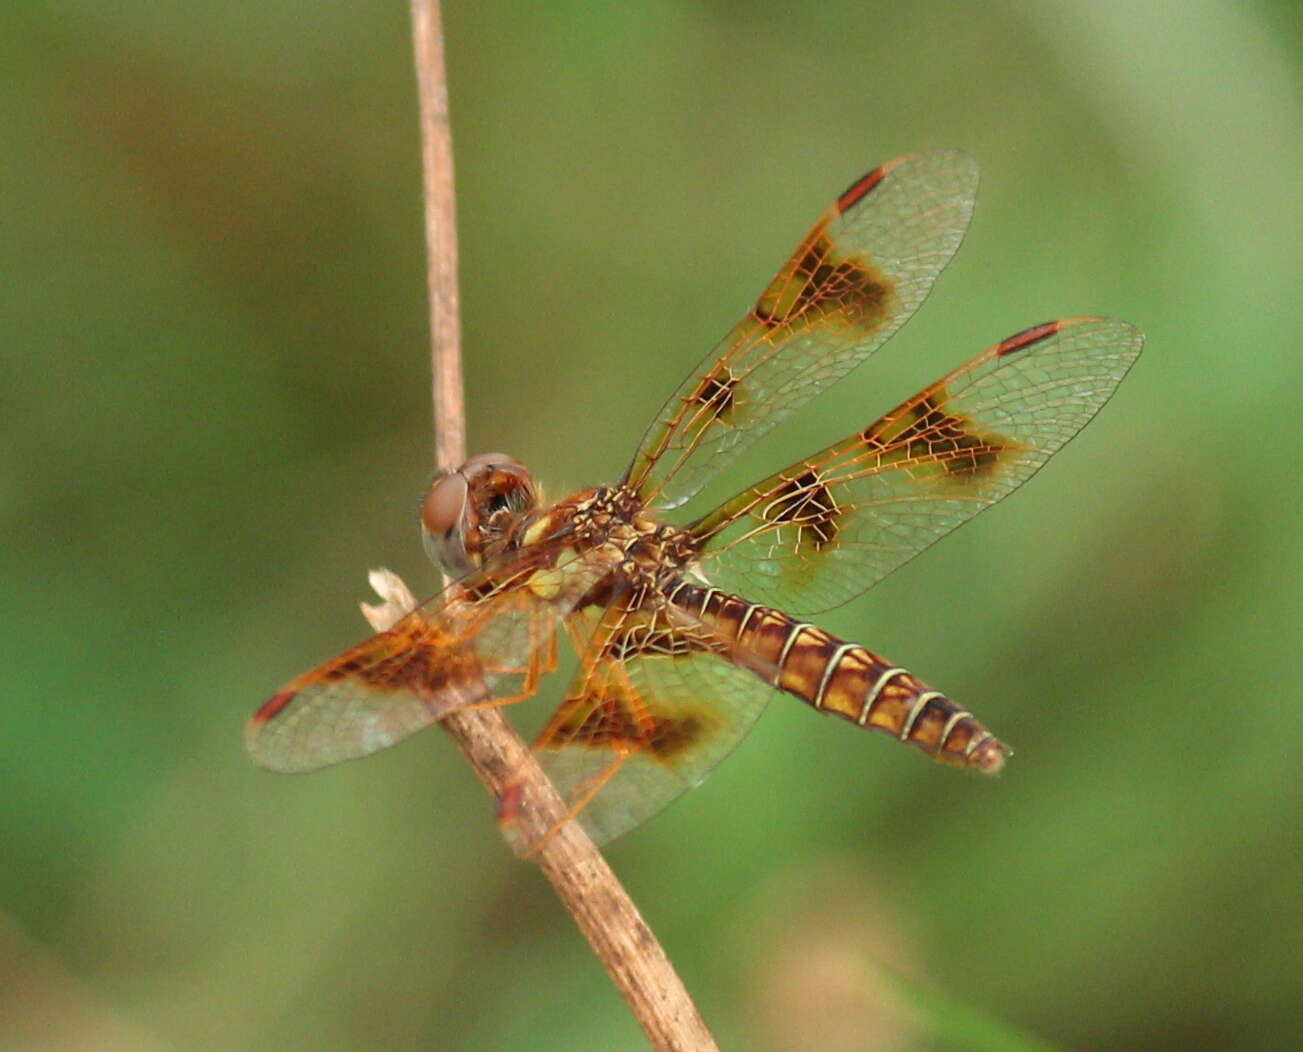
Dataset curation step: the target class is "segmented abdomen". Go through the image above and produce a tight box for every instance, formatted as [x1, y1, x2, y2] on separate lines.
[664, 580, 1008, 773]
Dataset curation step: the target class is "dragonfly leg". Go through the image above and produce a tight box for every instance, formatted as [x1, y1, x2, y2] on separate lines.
[465, 620, 558, 709]
[511, 750, 629, 859]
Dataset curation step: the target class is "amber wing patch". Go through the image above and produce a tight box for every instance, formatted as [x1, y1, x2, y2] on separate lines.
[245, 614, 487, 774]
[764, 469, 843, 550]
[752, 231, 894, 332]
[862, 392, 1010, 481]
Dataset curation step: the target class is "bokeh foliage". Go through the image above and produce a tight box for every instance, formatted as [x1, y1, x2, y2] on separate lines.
[2, 2, 1300, 1049]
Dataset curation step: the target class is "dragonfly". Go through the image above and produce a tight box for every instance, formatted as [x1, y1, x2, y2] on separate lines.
[246, 151, 1142, 847]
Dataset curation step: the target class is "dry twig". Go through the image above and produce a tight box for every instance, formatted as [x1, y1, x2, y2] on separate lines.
[407, 3, 719, 1048]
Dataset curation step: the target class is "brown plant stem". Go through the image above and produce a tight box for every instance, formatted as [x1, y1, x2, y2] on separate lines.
[408, 3, 719, 1049]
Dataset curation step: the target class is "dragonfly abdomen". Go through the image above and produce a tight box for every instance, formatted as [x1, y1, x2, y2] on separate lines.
[666, 580, 1008, 773]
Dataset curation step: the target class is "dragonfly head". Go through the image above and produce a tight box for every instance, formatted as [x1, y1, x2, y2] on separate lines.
[421, 453, 538, 577]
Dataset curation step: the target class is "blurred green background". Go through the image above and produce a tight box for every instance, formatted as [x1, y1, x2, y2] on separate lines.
[3, 2, 1300, 1049]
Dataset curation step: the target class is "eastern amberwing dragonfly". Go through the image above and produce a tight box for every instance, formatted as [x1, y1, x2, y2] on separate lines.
[247, 151, 1142, 845]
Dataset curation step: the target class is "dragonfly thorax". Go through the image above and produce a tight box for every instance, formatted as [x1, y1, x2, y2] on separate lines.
[420, 453, 538, 577]
[530, 485, 693, 573]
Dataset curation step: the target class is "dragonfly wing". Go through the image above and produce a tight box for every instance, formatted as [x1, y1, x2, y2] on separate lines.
[246, 544, 620, 773]
[524, 592, 774, 847]
[623, 151, 978, 511]
[688, 318, 1144, 614]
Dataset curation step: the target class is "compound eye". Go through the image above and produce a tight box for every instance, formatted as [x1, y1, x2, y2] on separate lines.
[420, 471, 468, 539]
[420, 472, 476, 576]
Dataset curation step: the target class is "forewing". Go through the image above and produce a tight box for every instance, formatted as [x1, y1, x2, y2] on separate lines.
[688, 318, 1144, 613]
[524, 593, 774, 847]
[245, 544, 619, 773]
[623, 150, 978, 510]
